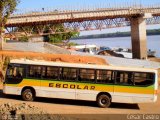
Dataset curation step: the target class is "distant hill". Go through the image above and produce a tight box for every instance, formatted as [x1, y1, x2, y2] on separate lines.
[74, 29, 160, 39]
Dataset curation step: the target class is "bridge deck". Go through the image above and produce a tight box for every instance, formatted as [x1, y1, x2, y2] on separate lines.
[6, 7, 160, 27]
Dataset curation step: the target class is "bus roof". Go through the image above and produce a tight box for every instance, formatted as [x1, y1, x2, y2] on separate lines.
[10, 59, 157, 73]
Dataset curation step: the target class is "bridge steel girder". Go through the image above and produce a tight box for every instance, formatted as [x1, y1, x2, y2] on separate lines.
[6, 16, 160, 35]
[6, 18, 128, 35]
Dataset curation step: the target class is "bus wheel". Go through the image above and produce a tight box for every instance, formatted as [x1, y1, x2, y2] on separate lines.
[97, 94, 111, 108]
[22, 89, 35, 101]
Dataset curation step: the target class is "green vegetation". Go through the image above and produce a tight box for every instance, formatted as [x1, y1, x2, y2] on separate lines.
[0, 0, 20, 81]
[0, 0, 20, 50]
[15, 24, 79, 44]
[67, 42, 78, 46]
[46, 24, 79, 44]
[19, 35, 29, 42]
[146, 29, 160, 35]
[75, 29, 160, 39]
[48, 31, 79, 44]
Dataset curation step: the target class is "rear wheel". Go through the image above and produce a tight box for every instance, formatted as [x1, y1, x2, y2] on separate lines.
[97, 94, 111, 108]
[22, 89, 35, 101]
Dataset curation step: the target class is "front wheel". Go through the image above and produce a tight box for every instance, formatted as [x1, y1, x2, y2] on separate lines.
[97, 94, 111, 108]
[22, 89, 35, 101]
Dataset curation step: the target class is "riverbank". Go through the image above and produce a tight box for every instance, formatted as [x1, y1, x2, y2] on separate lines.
[74, 29, 160, 40]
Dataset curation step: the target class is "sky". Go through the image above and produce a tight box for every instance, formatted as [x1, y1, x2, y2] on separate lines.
[16, 0, 160, 36]
[17, 0, 160, 10]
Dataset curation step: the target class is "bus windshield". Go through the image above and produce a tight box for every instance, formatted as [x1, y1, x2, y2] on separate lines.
[5, 64, 24, 84]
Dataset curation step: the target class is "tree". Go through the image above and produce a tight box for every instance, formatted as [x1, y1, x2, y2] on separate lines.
[0, 0, 19, 82]
[0, 0, 20, 50]
[13, 24, 79, 43]
[48, 31, 79, 44]
[47, 24, 79, 44]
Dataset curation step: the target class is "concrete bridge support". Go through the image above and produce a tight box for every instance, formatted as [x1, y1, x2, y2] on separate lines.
[130, 16, 148, 59]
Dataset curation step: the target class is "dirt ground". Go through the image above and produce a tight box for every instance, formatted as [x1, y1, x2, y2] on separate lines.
[0, 50, 108, 65]
[0, 83, 159, 120]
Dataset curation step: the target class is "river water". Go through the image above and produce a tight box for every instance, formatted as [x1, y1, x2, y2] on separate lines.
[71, 35, 160, 57]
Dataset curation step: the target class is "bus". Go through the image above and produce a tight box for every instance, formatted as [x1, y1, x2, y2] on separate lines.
[3, 59, 159, 108]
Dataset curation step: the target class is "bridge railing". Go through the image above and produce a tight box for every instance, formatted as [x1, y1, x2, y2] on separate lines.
[11, 4, 160, 16]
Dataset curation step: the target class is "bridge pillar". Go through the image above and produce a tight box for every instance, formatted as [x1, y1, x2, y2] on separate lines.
[130, 15, 149, 59]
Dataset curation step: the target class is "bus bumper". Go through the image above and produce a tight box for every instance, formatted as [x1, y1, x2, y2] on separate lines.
[3, 85, 21, 95]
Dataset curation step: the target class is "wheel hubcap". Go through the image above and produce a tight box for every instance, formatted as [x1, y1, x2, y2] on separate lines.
[25, 92, 32, 99]
[101, 98, 107, 104]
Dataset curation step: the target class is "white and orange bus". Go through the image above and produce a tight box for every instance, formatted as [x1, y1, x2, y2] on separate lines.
[3, 59, 159, 108]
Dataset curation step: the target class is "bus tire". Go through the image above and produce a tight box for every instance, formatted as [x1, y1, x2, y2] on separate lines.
[97, 94, 111, 108]
[21, 89, 35, 101]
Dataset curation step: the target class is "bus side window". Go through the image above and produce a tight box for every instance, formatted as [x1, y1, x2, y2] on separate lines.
[96, 70, 114, 84]
[45, 66, 59, 80]
[115, 72, 123, 83]
[27, 65, 41, 78]
[61, 68, 77, 81]
[127, 72, 134, 85]
[134, 72, 154, 86]
[79, 69, 95, 82]
[115, 71, 133, 85]
[16, 67, 23, 79]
